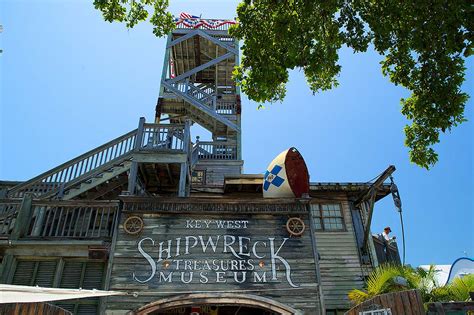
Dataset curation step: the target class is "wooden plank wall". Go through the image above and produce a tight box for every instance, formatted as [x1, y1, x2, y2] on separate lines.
[0, 303, 72, 315]
[105, 208, 320, 314]
[193, 160, 243, 186]
[313, 197, 365, 311]
[345, 289, 425, 315]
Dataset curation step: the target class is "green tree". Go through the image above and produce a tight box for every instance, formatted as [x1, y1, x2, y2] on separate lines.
[93, 0, 174, 37]
[93, 0, 472, 169]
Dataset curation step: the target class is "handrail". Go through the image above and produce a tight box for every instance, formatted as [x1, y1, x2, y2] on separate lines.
[195, 141, 237, 160]
[7, 129, 138, 198]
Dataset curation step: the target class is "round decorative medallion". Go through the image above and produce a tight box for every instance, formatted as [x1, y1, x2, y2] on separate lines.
[123, 216, 144, 235]
[286, 217, 305, 236]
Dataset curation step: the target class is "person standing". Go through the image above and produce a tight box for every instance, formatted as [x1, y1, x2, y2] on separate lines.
[382, 226, 396, 244]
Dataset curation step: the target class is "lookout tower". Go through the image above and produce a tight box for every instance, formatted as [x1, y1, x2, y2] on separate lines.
[4, 17, 242, 200]
[157, 16, 243, 189]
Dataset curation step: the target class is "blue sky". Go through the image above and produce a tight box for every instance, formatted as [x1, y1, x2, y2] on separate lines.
[1, 0, 472, 267]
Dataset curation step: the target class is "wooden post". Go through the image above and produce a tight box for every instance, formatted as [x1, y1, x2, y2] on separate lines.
[10, 195, 32, 240]
[306, 202, 326, 315]
[31, 206, 46, 237]
[178, 120, 191, 197]
[135, 117, 146, 151]
[158, 34, 172, 102]
[128, 117, 145, 195]
[355, 165, 396, 251]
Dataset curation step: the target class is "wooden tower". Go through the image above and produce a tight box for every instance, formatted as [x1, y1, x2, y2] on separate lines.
[156, 22, 243, 190]
[4, 19, 242, 201]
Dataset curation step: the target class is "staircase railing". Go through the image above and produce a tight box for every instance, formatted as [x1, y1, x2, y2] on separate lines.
[141, 123, 185, 151]
[7, 130, 138, 198]
[195, 141, 237, 160]
[0, 199, 22, 237]
[7, 121, 189, 199]
[162, 81, 240, 131]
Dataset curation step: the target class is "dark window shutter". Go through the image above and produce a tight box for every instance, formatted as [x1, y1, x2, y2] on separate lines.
[77, 304, 99, 315]
[60, 261, 84, 288]
[35, 260, 57, 287]
[12, 261, 36, 285]
[82, 262, 104, 290]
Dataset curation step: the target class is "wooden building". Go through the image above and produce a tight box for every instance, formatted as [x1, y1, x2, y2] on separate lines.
[0, 17, 400, 315]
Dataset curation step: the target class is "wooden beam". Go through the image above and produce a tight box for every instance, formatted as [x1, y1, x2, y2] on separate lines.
[133, 152, 187, 164]
[195, 29, 239, 55]
[167, 30, 199, 48]
[357, 165, 396, 250]
[168, 52, 234, 84]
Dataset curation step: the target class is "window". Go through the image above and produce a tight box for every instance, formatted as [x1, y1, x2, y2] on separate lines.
[311, 204, 345, 231]
[11, 259, 105, 315]
[192, 170, 206, 185]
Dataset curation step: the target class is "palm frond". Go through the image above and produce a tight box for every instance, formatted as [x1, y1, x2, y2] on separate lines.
[448, 274, 474, 302]
[348, 289, 369, 305]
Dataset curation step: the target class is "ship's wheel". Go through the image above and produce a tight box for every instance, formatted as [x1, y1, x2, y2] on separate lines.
[286, 217, 305, 237]
[123, 216, 144, 235]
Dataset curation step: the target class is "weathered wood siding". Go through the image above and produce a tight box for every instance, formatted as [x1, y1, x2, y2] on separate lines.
[345, 289, 425, 315]
[193, 160, 243, 186]
[106, 202, 320, 315]
[313, 197, 364, 311]
[0, 303, 72, 315]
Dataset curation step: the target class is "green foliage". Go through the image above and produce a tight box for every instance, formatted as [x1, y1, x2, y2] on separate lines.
[348, 264, 422, 304]
[93, 0, 472, 169]
[448, 274, 474, 302]
[230, 0, 472, 169]
[348, 264, 474, 306]
[93, 0, 175, 37]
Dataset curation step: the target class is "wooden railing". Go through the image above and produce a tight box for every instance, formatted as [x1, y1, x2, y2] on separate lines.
[195, 141, 237, 160]
[7, 120, 189, 199]
[141, 123, 186, 151]
[7, 130, 138, 198]
[345, 290, 424, 315]
[175, 19, 235, 31]
[372, 235, 401, 264]
[25, 201, 119, 239]
[0, 199, 22, 237]
[216, 101, 237, 115]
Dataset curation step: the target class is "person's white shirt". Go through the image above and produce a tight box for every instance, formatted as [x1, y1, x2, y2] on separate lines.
[382, 231, 395, 243]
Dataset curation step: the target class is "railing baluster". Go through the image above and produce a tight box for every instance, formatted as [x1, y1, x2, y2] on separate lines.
[71, 208, 79, 237]
[42, 206, 52, 237]
[48, 206, 58, 237]
[84, 207, 93, 237]
[79, 207, 88, 237]
[92, 207, 99, 237]
[55, 206, 64, 237]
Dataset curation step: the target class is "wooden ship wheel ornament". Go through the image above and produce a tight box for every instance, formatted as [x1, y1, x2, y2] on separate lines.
[123, 216, 144, 235]
[286, 217, 305, 237]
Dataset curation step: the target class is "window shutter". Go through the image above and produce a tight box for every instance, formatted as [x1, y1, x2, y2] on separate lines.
[77, 304, 99, 315]
[12, 261, 36, 285]
[82, 262, 104, 290]
[60, 261, 84, 288]
[34, 260, 57, 287]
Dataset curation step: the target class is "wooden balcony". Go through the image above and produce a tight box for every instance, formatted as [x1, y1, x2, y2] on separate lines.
[0, 198, 118, 240]
[372, 235, 401, 264]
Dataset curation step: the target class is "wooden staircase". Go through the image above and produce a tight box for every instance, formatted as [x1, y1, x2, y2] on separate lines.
[157, 24, 243, 186]
[6, 121, 190, 199]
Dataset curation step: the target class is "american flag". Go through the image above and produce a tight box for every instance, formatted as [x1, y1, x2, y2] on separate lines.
[175, 12, 236, 29]
[180, 12, 200, 19]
